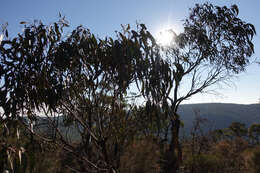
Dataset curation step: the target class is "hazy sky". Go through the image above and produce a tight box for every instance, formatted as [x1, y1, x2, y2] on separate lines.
[1, 0, 260, 104]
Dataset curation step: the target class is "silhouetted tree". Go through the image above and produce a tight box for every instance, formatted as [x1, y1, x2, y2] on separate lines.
[0, 17, 166, 172]
[141, 3, 256, 173]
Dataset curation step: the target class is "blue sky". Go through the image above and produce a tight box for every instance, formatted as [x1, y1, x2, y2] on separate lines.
[1, 0, 260, 104]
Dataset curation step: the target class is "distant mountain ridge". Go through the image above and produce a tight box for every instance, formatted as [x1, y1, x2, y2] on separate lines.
[178, 103, 260, 133]
[33, 103, 260, 140]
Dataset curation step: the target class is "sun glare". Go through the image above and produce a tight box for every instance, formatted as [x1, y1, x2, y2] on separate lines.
[155, 28, 176, 47]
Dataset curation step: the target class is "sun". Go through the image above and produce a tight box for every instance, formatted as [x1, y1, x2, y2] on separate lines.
[155, 28, 176, 47]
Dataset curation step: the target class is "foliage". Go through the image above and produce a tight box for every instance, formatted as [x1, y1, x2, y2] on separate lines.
[0, 119, 62, 173]
[182, 116, 260, 173]
[247, 147, 260, 173]
[0, 14, 165, 172]
[183, 153, 221, 173]
[119, 137, 162, 173]
[248, 123, 260, 144]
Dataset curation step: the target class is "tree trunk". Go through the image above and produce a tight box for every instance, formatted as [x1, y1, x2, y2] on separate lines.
[164, 115, 182, 173]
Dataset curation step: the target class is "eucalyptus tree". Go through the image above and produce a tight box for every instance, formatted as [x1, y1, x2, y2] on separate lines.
[0, 20, 126, 172]
[0, 17, 165, 172]
[137, 3, 256, 173]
